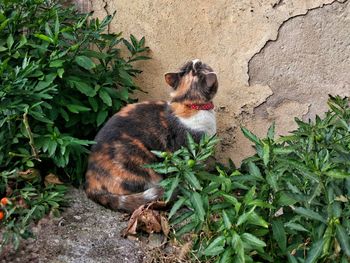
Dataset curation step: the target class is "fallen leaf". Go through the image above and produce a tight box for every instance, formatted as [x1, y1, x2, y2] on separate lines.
[44, 173, 63, 186]
[139, 209, 161, 233]
[123, 205, 146, 237]
[18, 169, 40, 181]
[178, 241, 192, 261]
[123, 201, 170, 237]
[160, 214, 170, 237]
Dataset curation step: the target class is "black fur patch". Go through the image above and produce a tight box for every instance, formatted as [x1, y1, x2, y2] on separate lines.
[87, 162, 110, 177]
[121, 180, 146, 193]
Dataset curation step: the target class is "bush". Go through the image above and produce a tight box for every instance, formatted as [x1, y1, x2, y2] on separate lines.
[0, 0, 149, 250]
[151, 95, 350, 262]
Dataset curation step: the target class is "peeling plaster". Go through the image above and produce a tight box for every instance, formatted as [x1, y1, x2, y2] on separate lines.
[247, 0, 348, 86]
[249, 0, 349, 121]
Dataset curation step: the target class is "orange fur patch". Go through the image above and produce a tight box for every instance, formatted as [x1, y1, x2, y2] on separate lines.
[118, 104, 136, 117]
[170, 102, 198, 118]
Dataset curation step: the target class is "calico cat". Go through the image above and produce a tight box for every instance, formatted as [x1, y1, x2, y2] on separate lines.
[85, 59, 218, 212]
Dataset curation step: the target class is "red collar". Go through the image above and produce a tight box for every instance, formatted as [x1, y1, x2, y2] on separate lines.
[188, 101, 214, 110]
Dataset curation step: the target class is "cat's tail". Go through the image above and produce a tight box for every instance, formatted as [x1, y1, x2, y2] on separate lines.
[86, 186, 164, 213]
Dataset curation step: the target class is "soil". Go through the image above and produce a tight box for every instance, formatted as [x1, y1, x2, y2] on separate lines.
[1, 188, 147, 263]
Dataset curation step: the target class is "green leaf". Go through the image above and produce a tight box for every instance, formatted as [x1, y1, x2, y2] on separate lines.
[222, 210, 232, 229]
[130, 34, 139, 48]
[165, 176, 179, 203]
[168, 197, 186, 219]
[184, 171, 202, 190]
[284, 222, 309, 232]
[118, 68, 134, 87]
[325, 170, 350, 179]
[175, 220, 197, 236]
[305, 239, 323, 263]
[96, 111, 108, 126]
[281, 159, 319, 183]
[272, 220, 287, 252]
[7, 34, 14, 49]
[0, 18, 9, 32]
[248, 211, 269, 228]
[66, 104, 91, 113]
[241, 233, 266, 248]
[335, 223, 350, 256]
[287, 253, 298, 263]
[241, 127, 261, 145]
[322, 223, 333, 256]
[262, 141, 270, 166]
[222, 194, 241, 214]
[294, 207, 327, 223]
[247, 161, 262, 179]
[49, 60, 65, 68]
[219, 248, 234, 263]
[88, 97, 99, 112]
[171, 210, 193, 225]
[186, 132, 196, 156]
[47, 140, 57, 156]
[203, 236, 225, 256]
[34, 33, 54, 43]
[267, 122, 275, 139]
[57, 68, 64, 78]
[81, 50, 108, 59]
[75, 55, 96, 70]
[190, 192, 205, 222]
[54, 11, 59, 36]
[74, 81, 96, 97]
[99, 89, 112, 106]
[231, 232, 245, 262]
[237, 211, 251, 227]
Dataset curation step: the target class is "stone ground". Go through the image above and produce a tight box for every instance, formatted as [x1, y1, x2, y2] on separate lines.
[1, 188, 148, 263]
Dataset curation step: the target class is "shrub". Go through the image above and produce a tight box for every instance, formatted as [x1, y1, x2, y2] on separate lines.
[0, 0, 149, 250]
[151, 95, 350, 262]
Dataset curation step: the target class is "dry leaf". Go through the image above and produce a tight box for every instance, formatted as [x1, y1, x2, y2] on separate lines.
[160, 214, 170, 237]
[123, 205, 146, 237]
[18, 169, 40, 181]
[139, 209, 162, 233]
[178, 241, 192, 261]
[44, 173, 63, 186]
[123, 201, 170, 237]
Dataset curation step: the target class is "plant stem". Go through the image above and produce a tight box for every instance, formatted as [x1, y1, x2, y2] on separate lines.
[23, 110, 40, 162]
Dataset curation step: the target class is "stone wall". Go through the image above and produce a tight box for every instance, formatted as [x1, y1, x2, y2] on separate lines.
[82, 0, 349, 164]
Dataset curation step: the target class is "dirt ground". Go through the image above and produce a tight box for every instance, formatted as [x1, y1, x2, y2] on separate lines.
[1, 188, 147, 263]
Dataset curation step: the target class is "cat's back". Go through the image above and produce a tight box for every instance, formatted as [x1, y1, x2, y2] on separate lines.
[92, 100, 169, 150]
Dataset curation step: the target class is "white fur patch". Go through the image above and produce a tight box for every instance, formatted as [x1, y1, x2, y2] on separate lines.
[192, 59, 200, 66]
[143, 187, 159, 201]
[178, 110, 216, 136]
[119, 195, 126, 205]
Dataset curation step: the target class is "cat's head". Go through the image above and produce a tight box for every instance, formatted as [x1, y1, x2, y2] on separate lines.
[165, 59, 218, 103]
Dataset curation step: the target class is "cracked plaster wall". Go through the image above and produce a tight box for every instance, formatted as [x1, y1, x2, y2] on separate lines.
[80, 0, 349, 164]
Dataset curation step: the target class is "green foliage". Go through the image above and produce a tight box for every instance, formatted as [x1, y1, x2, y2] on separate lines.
[152, 95, 350, 262]
[0, 171, 67, 250]
[0, 0, 149, 251]
[0, 0, 149, 183]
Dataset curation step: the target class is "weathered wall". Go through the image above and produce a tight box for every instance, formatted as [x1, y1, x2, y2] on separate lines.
[84, 0, 349, 164]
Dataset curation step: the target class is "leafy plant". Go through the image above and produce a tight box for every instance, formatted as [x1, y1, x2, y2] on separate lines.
[240, 95, 350, 262]
[0, 0, 149, 251]
[152, 95, 350, 263]
[150, 135, 272, 262]
[0, 0, 149, 183]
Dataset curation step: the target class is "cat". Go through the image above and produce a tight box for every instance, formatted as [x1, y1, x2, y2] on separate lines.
[85, 59, 218, 212]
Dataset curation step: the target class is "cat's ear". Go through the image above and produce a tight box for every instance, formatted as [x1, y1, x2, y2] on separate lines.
[165, 72, 180, 88]
[205, 72, 218, 88]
